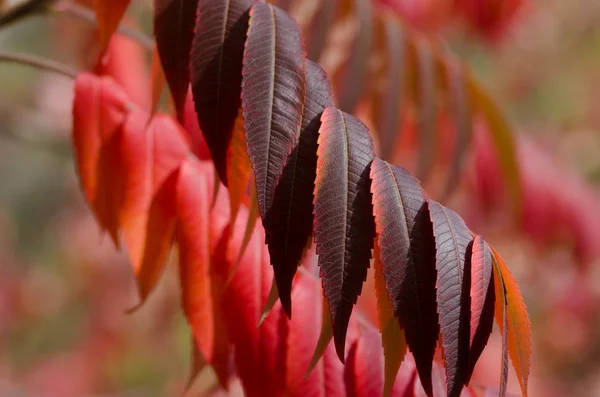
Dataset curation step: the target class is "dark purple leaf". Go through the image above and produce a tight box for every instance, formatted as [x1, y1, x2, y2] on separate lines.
[314, 107, 375, 362]
[429, 200, 473, 397]
[370, 158, 438, 397]
[265, 61, 334, 318]
[191, 0, 254, 186]
[242, 2, 307, 222]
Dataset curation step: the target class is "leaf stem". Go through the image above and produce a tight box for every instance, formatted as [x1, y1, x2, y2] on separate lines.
[0, 51, 78, 78]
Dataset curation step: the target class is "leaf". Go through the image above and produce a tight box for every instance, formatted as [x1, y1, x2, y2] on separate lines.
[429, 200, 473, 397]
[185, 335, 207, 392]
[176, 158, 215, 361]
[287, 274, 346, 397]
[265, 60, 334, 318]
[150, 44, 167, 116]
[191, 0, 254, 186]
[226, 111, 252, 227]
[466, 236, 495, 383]
[335, 0, 374, 113]
[441, 59, 472, 201]
[370, 158, 438, 396]
[242, 1, 307, 222]
[491, 252, 509, 397]
[259, 278, 280, 326]
[305, 0, 337, 62]
[373, 241, 408, 397]
[413, 38, 438, 181]
[154, 0, 198, 121]
[228, 178, 259, 283]
[314, 107, 375, 361]
[72, 73, 131, 246]
[371, 13, 406, 161]
[118, 113, 190, 305]
[491, 246, 531, 397]
[182, 91, 211, 161]
[93, 0, 131, 51]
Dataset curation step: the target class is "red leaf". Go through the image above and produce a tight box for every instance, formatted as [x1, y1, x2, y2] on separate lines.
[265, 61, 333, 317]
[118, 113, 190, 304]
[93, 0, 131, 51]
[314, 107, 375, 361]
[154, 0, 198, 121]
[182, 91, 211, 160]
[429, 200, 473, 397]
[242, 1, 307, 222]
[370, 158, 438, 395]
[466, 236, 495, 383]
[286, 273, 346, 397]
[226, 111, 252, 227]
[72, 73, 131, 246]
[191, 0, 254, 185]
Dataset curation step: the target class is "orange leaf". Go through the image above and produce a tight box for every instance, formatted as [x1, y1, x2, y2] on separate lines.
[226, 111, 252, 227]
[490, 246, 531, 397]
[72, 73, 131, 246]
[93, 0, 132, 52]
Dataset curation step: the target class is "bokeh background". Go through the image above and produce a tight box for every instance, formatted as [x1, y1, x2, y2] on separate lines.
[0, 0, 599, 396]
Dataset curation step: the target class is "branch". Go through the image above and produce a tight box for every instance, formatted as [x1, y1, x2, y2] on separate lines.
[0, 51, 78, 78]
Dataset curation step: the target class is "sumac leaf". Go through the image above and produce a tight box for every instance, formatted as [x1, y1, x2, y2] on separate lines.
[370, 158, 438, 395]
[467, 235, 495, 383]
[226, 111, 252, 227]
[191, 0, 253, 186]
[93, 0, 131, 51]
[491, 252, 509, 397]
[265, 61, 333, 318]
[429, 200, 473, 397]
[242, 1, 307, 221]
[414, 38, 437, 181]
[314, 107, 375, 361]
[154, 0, 198, 120]
[305, 0, 337, 62]
[491, 246, 531, 397]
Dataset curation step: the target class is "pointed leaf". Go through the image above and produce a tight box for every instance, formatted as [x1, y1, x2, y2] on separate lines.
[242, 1, 307, 221]
[370, 158, 438, 395]
[150, 44, 167, 116]
[191, 0, 254, 185]
[335, 0, 374, 113]
[265, 60, 334, 318]
[491, 246, 531, 397]
[314, 107, 375, 361]
[259, 278, 280, 326]
[429, 200, 473, 397]
[93, 0, 131, 51]
[226, 111, 252, 227]
[371, 14, 405, 161]
[228, 178, 259, 283]
[288, 275, 346, 397]
[154, 0, 198, 121]
[414, 38, 437, 181]
[373, 241, 408, 397]
[467, 236, 495, 383]
[185, 335, 207, 392]
[305, 0, 337, 62]
[176, 158, 215, 361]
[491, 251, 509, 397]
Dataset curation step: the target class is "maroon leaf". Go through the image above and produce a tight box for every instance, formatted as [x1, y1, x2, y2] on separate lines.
[314, 107, 375, 362]
[429, 200, 473, 397]
[265, 60, 334, 318]
[370, 158, 438, 396]
[466, 235, 495, 383]
[154, 0, 198, 121]
[191, 0, 253, 186]
[242, 1, 307, 222]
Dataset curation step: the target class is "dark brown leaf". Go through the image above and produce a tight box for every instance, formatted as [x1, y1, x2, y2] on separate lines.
[370, 158, 438, 396]
[314, 107, 375, 362]
[265, 60, 334, 318]
[154, 0, 198, 121]
[429, 200, 473, 397]
[191, 0, 253, 186]
[242, 1, 307, 221]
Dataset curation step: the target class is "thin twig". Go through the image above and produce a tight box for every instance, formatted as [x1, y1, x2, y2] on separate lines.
[0, 51, 78, 78]
[0, 0, 56, 28]
[53, 2, 154, 51]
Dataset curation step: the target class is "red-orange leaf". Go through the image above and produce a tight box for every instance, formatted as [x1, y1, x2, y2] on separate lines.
[72, 73, 131, 246]
[93, 0, 131, 51]
[242, 1, 307, 222]
[491, 251, 509, 397]
[154, 0, 198, 121]
[466, 236, 495, 383]
[491, 246, 531, 397]
[429, 200, 473, 397]
[191, 0, 254, 186]
[226, 111, 252, 227]
[370, 158, 438, 395]
[265, 60, 333, 318]
[314, 107, 375, 361]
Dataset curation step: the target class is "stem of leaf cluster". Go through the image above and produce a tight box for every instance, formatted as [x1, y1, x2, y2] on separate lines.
[0, 52, 78, 78]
